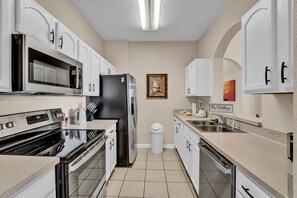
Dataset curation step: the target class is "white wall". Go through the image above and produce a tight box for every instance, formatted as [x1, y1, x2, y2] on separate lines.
[104, 41, 198, 145]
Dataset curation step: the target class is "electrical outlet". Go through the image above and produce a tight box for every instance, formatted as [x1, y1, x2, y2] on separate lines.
[270, 130, 280, 137]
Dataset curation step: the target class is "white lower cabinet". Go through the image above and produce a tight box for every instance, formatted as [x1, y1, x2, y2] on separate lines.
[236, 169, 272, 198]
[106, 124, 117, 181]
[174, 118, 200, 196]
[14, 168, 56, 198]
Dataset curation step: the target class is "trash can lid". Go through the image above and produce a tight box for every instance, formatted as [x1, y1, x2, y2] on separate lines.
[150, 123, 164, 133]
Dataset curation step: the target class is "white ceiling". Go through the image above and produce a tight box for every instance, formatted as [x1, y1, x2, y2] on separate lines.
[70, 0, 229, 41]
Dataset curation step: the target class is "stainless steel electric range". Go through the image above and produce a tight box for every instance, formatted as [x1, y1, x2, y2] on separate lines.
[0, 109, 107, 198]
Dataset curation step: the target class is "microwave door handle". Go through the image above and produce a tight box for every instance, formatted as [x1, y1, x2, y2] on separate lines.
[199, 143, 231, 175]
[68, 135, 107, 173]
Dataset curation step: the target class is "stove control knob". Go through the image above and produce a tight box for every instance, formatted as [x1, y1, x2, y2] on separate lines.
[6, 122, 15, 128]
[55, 112, 64, 118]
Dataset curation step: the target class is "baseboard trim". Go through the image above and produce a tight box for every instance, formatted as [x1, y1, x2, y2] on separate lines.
[135, 144, 176, 149]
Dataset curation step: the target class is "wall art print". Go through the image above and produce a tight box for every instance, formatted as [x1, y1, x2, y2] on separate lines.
[146, 74, 168, 99]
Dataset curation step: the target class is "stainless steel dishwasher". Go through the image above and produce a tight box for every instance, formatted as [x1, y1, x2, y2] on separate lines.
[198, 139, 235, 198]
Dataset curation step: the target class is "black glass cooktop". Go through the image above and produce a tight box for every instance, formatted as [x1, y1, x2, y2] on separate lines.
[0, 128, 105, 163]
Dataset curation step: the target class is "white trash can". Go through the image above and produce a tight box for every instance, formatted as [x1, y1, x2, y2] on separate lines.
[150, 123, 164, 154]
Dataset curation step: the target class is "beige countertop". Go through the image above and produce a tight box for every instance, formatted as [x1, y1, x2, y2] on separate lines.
[63, 120, 118, 130]
[0, 155, 59, 198]
[174, 113, 292, 198]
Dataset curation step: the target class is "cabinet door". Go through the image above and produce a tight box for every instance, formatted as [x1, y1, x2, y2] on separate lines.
[173, 119, 178, 149]
[105, 135, 112, 181]
[195, 59, 211, 96]
[180, 133, 190, 171]
[91, 50, 100, 96]
[99, 58, 109, 75]
[56, 22, 78, 60]
[0, 0, 14, 92]
[242, 0, 276, 93]
[110, 65, 116, 75]
[111, 132, 117, 170]
[78, 40, 92, 95]
[277, 0, 292, 92]
[189, 143, 200, 195]
[185, 65, 190, 96]
[16, 0, 55, 48]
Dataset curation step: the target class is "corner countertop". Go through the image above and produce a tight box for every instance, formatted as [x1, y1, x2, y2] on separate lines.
[174, 113, 292, 198]
[0, 155, 59, 198]
[63, 119, 118, 130]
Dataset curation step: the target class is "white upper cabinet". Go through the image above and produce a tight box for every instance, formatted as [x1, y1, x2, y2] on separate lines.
[78, 40, 92, 95]
[78, 41, 100, 96]
[0, 0, 14, 92]
[91, 50, 100, 96]
[56, 22, 79, 60]
[16, 0, 56, 48]
[100, 57, 116, 75]
[276, 0, 292, 92]
[242, 0, 292, 93]
[185, 59, 211, 96]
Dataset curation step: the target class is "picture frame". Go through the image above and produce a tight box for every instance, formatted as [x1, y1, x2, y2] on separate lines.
[146, 74, 168, 99]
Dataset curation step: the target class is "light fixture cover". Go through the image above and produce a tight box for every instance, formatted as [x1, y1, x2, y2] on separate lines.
[138, 0, 161, 30]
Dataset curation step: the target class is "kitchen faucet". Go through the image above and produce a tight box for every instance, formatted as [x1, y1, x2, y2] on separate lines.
[217, 114, 236, 130]
[217, 114, 228, 126]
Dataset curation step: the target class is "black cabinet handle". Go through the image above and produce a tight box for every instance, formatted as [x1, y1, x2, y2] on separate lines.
[50, 29, 55, 44]
[241, 185, 254, 198]
[265, 66, 270, 85]
[186, 141, 189, 149]
[92, 84, 95, 92]
[59, 36, 64, 49]
[88, 83, 91, 92]
[189, 143, 191, 152]
[281, 62, 287, 83]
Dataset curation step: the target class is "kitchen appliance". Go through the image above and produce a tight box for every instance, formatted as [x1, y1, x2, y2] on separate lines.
[11, 34, 82, 95]
[288, 132, 293, 162]
[90, 74, 137, 166]
[198, 139, 235, 198]
[74, 107, 87, 125]
[196, 99, 207, 118]
[0, 109, 106, 198]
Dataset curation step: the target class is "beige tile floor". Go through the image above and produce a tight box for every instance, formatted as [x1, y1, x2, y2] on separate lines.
[106, 148, 198, 198]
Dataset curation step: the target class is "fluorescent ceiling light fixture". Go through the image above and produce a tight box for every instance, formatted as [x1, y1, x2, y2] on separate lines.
[138, 0, 161, 30]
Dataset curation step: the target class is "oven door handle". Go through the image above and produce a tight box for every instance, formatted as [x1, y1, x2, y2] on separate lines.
[199, 142, 231, 175]
[68, 135, 107, 173]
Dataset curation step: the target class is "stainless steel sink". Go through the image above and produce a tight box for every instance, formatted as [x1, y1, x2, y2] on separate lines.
[187, 120, 217, 126]
[196, 125, 234, 132]
[186, 120, 245, 133]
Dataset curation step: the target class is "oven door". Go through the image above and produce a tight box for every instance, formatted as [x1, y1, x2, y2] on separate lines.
[67, 135, 107, 198]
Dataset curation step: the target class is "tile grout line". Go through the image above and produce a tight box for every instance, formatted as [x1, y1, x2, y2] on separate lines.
[162, 150, 170, 198]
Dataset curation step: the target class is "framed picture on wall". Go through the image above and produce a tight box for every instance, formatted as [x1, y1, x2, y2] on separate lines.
[146, 74, 168, 99]
[224, 79, 236, 101]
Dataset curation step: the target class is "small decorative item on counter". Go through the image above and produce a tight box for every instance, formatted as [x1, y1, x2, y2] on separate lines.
[185, 112, 192, 116]
[179, 110, 188, 114]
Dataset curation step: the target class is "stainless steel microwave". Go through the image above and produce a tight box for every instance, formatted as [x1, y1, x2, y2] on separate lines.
[11, 34, 82, 95]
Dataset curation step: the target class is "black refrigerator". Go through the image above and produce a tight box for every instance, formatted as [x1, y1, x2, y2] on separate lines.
[90, 74, 137, 166]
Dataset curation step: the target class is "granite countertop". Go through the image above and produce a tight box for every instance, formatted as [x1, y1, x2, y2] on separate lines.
[0, 155, 59, 198]
[174, 113, 292, 198]
[63, 120, 118, 130]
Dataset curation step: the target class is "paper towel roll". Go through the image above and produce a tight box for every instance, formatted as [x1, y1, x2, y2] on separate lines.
[192, 103, 197, 115]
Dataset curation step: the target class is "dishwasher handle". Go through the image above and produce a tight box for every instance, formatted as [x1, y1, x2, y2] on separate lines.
[199, 142, 232, 175]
